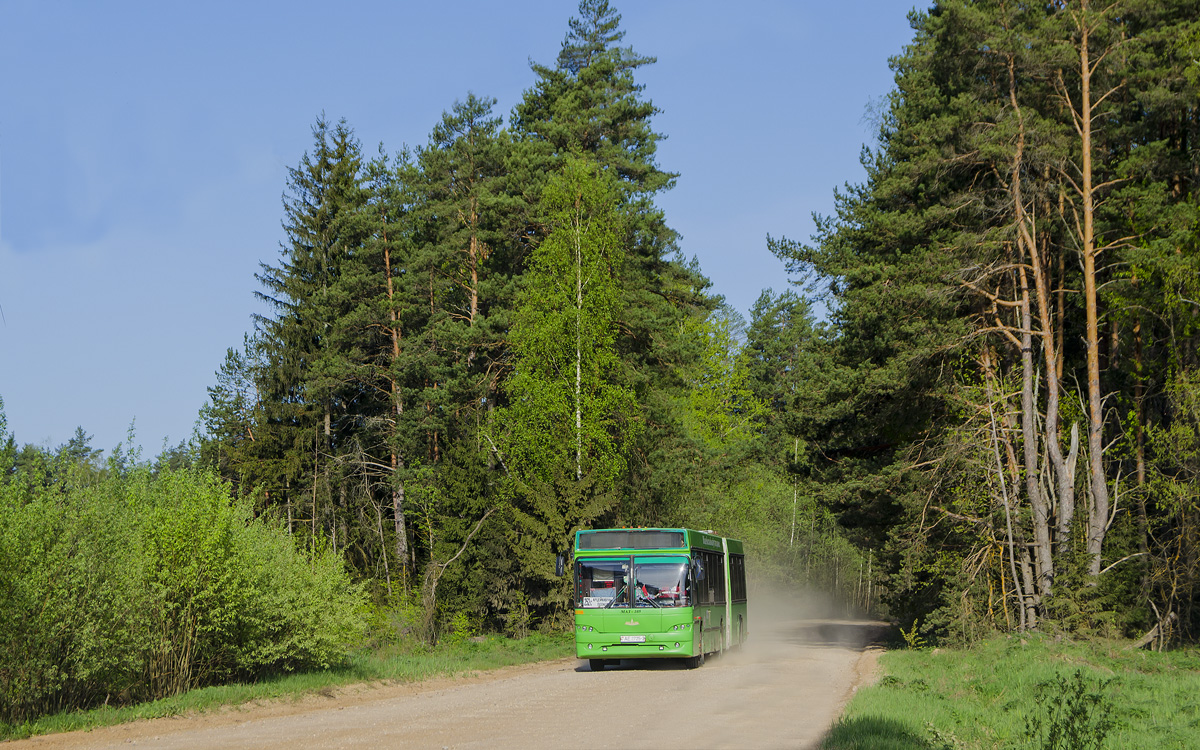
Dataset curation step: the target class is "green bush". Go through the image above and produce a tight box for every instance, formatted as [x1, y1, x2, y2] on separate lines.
[1023, 669, 1115, 750]
[825, 635, 1200, 749]
[0, 466, 366, 725]
[442, 610, 481, 645]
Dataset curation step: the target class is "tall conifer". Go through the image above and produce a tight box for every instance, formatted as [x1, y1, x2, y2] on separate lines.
[253, 116, 367, 547]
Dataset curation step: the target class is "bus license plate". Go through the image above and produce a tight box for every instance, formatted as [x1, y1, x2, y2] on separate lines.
[620, 635, 646, 643]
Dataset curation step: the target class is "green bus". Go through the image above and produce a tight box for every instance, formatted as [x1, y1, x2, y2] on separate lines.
[573, 528, 747, 671]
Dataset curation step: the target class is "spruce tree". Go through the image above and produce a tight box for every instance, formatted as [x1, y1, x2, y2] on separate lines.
[252, 116, 367, 548]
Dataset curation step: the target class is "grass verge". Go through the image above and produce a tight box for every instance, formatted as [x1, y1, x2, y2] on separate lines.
[1, 632, 572, 742]
[823, 634, 1200, 749]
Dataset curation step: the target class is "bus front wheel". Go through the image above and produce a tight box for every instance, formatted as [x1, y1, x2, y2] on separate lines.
[589, 658, 608, 672]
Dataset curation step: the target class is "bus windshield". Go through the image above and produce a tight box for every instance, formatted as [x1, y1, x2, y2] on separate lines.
[576, 556, 690, 608]
[633, 558, 690, 608]
[576, 559, 629, 608]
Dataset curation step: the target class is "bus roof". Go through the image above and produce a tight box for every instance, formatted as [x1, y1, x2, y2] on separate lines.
[575, 528, 744, 556]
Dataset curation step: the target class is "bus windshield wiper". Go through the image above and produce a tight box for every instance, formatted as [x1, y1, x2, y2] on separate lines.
[605, 585, 627, 608]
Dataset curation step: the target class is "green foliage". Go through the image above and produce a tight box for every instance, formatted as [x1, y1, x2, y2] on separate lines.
[513, 0, 672, 195]
[183, 0, 703, 632]
[502, 156, 634, 489]
[1023, 670, 1116, 750]
[498, 588, 533, 638]
[764, 0, 1200, 642]
[496, 156, 639, 615]
[823, 716, 947, 750]
[827, 635, 1200, 749]
[182, 0, 728, 636]
[0, 464, 366, 725]
[680, 308, 768, 450]
[662, 288, 873, 613]
[900, 624, 927, 650]
[441, 610, 481, 646]
[184, 0, 1200, 654]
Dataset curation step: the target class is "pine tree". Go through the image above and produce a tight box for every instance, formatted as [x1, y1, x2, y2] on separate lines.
[513, 0, 669, 191]
[414, 94, 520, 419]
[770, 0, 1200, 639]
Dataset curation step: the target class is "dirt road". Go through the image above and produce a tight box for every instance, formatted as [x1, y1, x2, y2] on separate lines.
[12, 612, 887, 750]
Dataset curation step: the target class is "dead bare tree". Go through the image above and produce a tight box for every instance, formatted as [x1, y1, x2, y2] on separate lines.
[420, 506, 499, 643]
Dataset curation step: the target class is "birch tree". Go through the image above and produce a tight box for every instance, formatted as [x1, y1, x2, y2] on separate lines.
[498, 156, 637, 604]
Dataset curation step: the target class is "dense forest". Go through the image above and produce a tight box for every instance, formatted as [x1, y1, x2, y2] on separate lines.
[194, 0, 869, 639]
[775, 0, 1200, 645]
[3, 0, 1200, 725]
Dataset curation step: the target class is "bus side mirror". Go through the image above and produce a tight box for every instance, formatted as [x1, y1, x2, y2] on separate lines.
[556, 554, 565, 577]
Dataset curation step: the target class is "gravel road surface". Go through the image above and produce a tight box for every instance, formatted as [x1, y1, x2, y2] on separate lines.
[11, 606, 887, 750]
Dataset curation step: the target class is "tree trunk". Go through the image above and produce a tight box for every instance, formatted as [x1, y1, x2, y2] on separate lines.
[382, 223, 408, 571]
[312, 423, 319, 541]
[1019, 266, 1054, 599]
[469, 198, 480, 327]
[1006, 60, 1069, 598]
[1133, 313, 1148, 569]
[574, 201, 583, 482]
[1076, 2, 1111, 578]
[984, 348, 1033, 630]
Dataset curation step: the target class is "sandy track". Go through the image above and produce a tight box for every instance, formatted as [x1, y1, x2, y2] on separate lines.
[10, 616, 887, 750]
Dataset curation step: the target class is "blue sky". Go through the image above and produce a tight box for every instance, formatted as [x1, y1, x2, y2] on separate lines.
[0, 1, 918, 455]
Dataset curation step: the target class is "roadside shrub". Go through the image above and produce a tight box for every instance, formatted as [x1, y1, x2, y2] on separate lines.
[0, 466, 366, 725]
[441, 610, 481, 645]
[362, 596, 428, 651]
[1023, 669, 1115, 750]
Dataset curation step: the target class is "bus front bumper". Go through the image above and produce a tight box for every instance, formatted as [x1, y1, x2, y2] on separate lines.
[575, 631, 695, 659]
